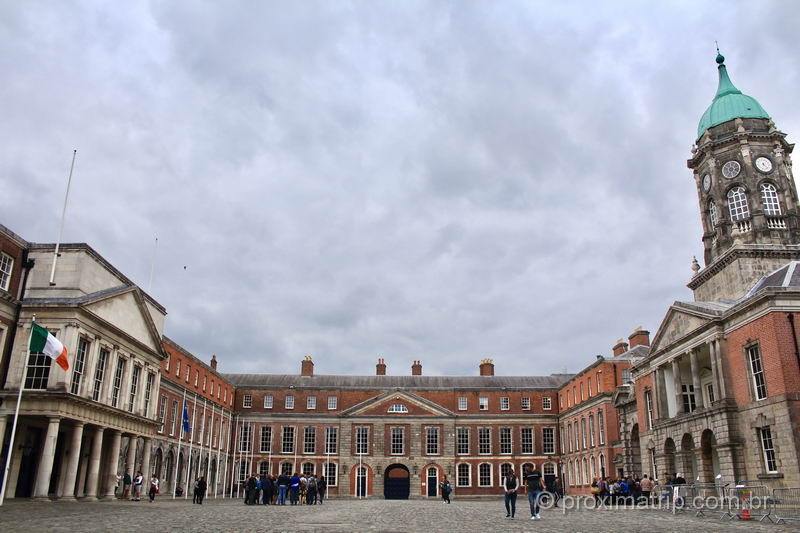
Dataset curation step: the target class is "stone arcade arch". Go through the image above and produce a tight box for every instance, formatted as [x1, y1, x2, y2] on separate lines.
[663, 438, 676, 477]
[680, 433, 696, 481]
[630, 424, 642, 476]
[384, 463, 410, 500]
[700, 429, 720, 483]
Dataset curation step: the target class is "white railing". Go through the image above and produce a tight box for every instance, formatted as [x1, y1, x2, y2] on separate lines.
[767, 217, 787, 229]
[735, 220, 752, 233]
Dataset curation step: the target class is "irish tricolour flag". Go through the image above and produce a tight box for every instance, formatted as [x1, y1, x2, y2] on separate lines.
[30, 323, 69, 371]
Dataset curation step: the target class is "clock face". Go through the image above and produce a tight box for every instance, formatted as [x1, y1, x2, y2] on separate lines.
[702, 174, 712, 192]
[755, 156, 774, 173]
[722, 160, 741, 179]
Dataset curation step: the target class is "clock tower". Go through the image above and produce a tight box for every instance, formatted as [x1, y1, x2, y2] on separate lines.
[687, 53, 800, 302]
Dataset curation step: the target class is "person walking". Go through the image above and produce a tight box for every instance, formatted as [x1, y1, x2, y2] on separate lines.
[640, 474, 654, 504]
[553, 476, 562, 508]
[523, 464, 544, 520]
[277, 472, 289, 505]
[317, 475, 327, 505]
[192, 477, 201, 504]
[307, 475, 317, 505]
[196, 476, 207, 505]
[121, 470, 132, 500]
[439, 476, 452, 504]
[246, 474, 258, 505]
[502, 469, 519, 518]
[132, 471, 144, 501]
[148, 476, 159, 503]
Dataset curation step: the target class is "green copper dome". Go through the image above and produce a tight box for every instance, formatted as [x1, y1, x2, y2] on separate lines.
[697, 54, 769, 139]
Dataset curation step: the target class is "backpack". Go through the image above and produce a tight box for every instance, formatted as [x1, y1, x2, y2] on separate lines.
[309, 478, 316, 489]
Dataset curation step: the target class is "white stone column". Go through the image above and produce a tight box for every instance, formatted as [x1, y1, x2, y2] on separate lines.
[672, 358, 684, 415]
[689, 349, 704, 409]
[32, 417, 61, 499]
[126, 435, 138, 475]
[714, 339, 728, 399]
[708, 341, 720, 405]
[102, 430, 122, 499]
[60, 422, 85, 500]
[140, 438, 152, 479]
[76, 442, 89, 498]
[83, 427, 104, 500]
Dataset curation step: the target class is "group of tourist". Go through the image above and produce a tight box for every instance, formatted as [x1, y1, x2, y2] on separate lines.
[241, 473, 328, 505]
[590, 473, 660, 505]
[116, 470, 161, 503]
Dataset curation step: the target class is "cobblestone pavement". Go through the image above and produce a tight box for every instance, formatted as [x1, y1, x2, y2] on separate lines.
[0, 497, 792, 533]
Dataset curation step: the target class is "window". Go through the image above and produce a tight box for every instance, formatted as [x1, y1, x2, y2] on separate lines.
[128, 365, 141, 412]
[596, 372, 601, 392]
[185, 364, 190, 382]
[143, 372, 154, 415]
[307, 396, 317, 410]
[580, 382, 584, 401]
[111, 356, 125, 408]
[500, 427, 512, 454]
[239, 425, 252, 453]
[259, 461, 269, 477]
[325, 427, 338, 454]
[285, 395, 294, 409]
[260, 426, 272, 453]
[92, 348, 108, 401]
[426, 427, 440, 455]
[597, 411, 605, 445]
[456, 428, 469, 454]
[521, 397, 531, 410]
[457, 463, 471, 487]
[542, 397, 551, 410]
[194, 370, 199, 387]
[588, 377, 592, 397]
[479, 397, 488, 411]
[458, 397, 467, 411]
[759, 427, 778, 473]
[157, 395, 167, 433]
[70, 337, 90, 395]
[682, 384, 697, 413]
[175, 359, 180, 377]
[280, 462, 293, 476]
[26, 344, 53, 390]
[202, 375, 206, 392]
[479, 428, 491, 454]
[500, 397, 509, 410]
[205, 415, 212, 445]
[748, 345, 768, 400]
[728, 186, 750, 220]
[500, 463, 513, 486]
[243, 394, 252, 408]
[521, 428, 534, 454]
[217, 385, 220, 400]
[589, 415, 596, 446]
[302, 462, 315, 476]
[622, 370, 632, 384]
[324, 462, 338, 485]
[355, 427, 369, 455]
[559, 395, 563, 408]
[560, 426, 565, 454]
[478, 463, 492, 486]
[761, 183, 782, 216]
[328, 396, 338, 410]
[281, 426, 295, 454]
[264, 395, 273, 409]
[223, 388, 227, 402]
[581, 418, 587, 449]
[644, 390, 654, 430]
[169, 400, 178, 436]
[574, 421, 580, 450]
[567, 391, 572, 407]
[387, 404, 408, 413]
[709, 200, 718, 230]
[567, 423, 573, 452]
[304, 427, 316, 454]
[706, 383, 715, 404]
[0, 252, 12, 291]
[391, 427, 404, 455]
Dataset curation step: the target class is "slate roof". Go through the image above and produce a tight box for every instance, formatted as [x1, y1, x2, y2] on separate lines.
[746, 261, 800, 298]
[222, 373, 575, 390]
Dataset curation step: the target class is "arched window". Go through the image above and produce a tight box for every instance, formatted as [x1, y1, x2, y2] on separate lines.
[708, 200, 718, 230]
[727, 187, 750, 221]
[569, 461, 575, 487]
[259, 460, 270, 476]
[761, 183, 781, 216]
[582, 457, 588, 485]
[302, 462, 315, 476]
[543, 462, 556, 476]
[567, 424, 573, 453]
[387, 404, 408, 413]
[590, 455, 596, 480]
[280, 461, 293, 475]
[478, 463, 492, 487]
[500, 462, 513, 485]
[457, 463, 471, 487]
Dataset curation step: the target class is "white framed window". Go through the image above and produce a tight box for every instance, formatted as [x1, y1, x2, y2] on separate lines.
[111, 356, 125, 408]
[457, 463, 471, 487]
[499, 427, 512, 454]
[391, 427, 404, 455]
[169, 400, 178, 436]
[259, 461, 270, 477]
[567, 391, 572, 407]
[264, 395, 273, 409]
[543, 462, 556, 477]
[302, 462, 315, 476]
[575, 421, 580, 450]
[456, 428, 469, 454]
[543, 428, 554, 455]
[194, 370, 199, 387]
[458, 397, 467, 411]
[622, 370, 632, 384]
[387, 404, 408, 413]
[682, 384, 697, 413]
[706, 382, 715, 404]
[223, 388, 227, 402]
[521, 397, 531, 410]
[0, 252, 13, 292]
[580, 382, 584, 401]
[560, 426, 565, 454]
[325, 427, 338, 454]
[285, 395, 294, 409]
[588, 377, 592, 397]
[157, 395, 167, 434]
[260, 426, 272, 453]
[709, 200, 718, 230]
[280, 462, 293, 476]
[143, 371, 154, 416]
[478, 463, 492, 487]
[304, 427, 316, 454]
[92, 347, 108, 401]
[521, 428, 534, 454]
[426, 427, 440, 455]
[202, 375, 206, 392]
[328, 396, 338, 410]
[598, 411, 605, 445]
[281, 426, 295, 454]
[542, 397, 551, 410]
[243, 394, 252, 408]
[355, 426, 369, 455]
[761, 183, 782, 216]
[581, 418, 587, 449]
[589, 415, 595, 446]
[479, 427, 491, 454]
[479, 397, 488, 411]
[596, 372, 601, 393]
[644, 390, 654, 429]
[185, 364, 190, 382]
[728, 186, 750, 220]
[559, 395, 563, 408]
[567, 423, 573, 452]
[500, 397, 509, 410]
[748, 345, 768, 400]
[175, 359, 180, 377]
[70, 337, 90, 395]
[499, 463, 513, 486]
[307, 396, 317, 410]
[759, 427, 777, 473]
[324, 462, 338, 486]
[239, 425, 252, 452]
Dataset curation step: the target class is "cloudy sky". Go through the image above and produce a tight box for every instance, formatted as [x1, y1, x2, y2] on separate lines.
[2, 1, 799, 377]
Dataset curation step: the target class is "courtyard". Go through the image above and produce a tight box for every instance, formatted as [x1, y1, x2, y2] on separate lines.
[0, 498, 791, 533]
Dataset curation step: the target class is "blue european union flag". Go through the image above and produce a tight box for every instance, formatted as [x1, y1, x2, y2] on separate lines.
[182, 400, 191, 434]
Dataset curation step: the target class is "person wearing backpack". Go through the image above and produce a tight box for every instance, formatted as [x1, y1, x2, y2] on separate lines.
[307, 475, 318, 505]
[439, 476, 452, 504]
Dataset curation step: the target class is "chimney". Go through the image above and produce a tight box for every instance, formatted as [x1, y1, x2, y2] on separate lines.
[612, 339, 629, 356]
[376, 358, 387, 375]
[628, 327, 651, 348]
[301, 355, 314, 377]
[210, 354, 218, 371]
[479, 358, 495, 376]
[411, 360, 422, 376]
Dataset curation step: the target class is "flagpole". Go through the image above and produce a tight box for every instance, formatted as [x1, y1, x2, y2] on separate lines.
[0, 316, 35, 506]
[172, 389, 186, 499]
[49, 150, 77, 286]
[184, 394, 197, 499]
[206, 401, 212, 493]
[213, 404, 221, 498]
[198, 398, 206, 485]
[293, 425, 298, 473]
[222, 412, 231, 499]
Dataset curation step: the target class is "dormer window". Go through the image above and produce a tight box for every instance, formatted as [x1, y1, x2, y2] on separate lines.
[388, 403, 408, 413]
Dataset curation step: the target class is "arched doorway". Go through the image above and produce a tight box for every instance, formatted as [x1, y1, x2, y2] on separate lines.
[680, 433, 696, 481]
[630, 424, 642, 476]
[384, 464, 409, 499]
[426, 466, 439, 497]
[153, 448, 163, 479]
[700, 430, 719, 483]
[356, 465, 368, 498]
[663, 438, 676, 478]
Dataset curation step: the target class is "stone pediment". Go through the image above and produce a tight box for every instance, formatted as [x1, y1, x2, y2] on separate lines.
[81, 287, 163, 356]
[649, 303, 720, 354]
[342, 390, 455, 418]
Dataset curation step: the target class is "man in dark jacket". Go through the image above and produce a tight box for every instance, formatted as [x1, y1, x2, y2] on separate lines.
[277, 473, 290, 505]
[261, 474, 273, 504]
[245, 474, 257, 505]
[317, 475, 327, 504]
[196, 477, 207, 505]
